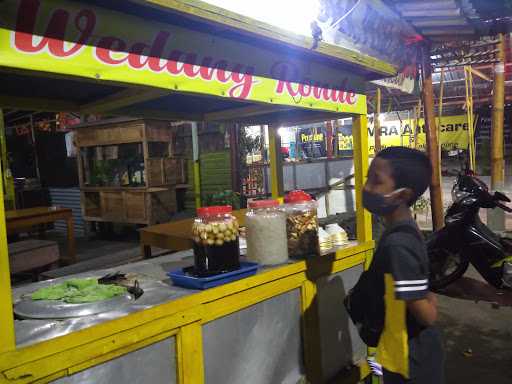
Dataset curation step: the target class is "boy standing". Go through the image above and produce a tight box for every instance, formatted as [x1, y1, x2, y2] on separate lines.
[363, 147, 444, 384]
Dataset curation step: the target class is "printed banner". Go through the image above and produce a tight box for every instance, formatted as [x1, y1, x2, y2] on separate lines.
[299, 125, 328, 158]
[0, 0, 366, 115]
[338, 115, 472, 155]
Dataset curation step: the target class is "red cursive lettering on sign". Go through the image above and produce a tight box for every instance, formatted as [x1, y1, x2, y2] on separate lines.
[11, 0, 357, 106]
[13, 0, 94, 58]
[271, 61, 357, 106]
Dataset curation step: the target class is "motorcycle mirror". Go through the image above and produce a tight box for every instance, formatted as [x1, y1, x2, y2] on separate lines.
[494, 191, 511, 203]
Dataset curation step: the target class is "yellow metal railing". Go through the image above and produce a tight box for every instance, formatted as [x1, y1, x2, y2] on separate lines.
[0, 159, 15, 354]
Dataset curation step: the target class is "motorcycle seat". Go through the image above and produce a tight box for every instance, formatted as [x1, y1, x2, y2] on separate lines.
[501, 237, 512, 253]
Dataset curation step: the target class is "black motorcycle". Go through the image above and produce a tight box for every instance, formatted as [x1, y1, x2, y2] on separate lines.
[427, 173, 512, 290]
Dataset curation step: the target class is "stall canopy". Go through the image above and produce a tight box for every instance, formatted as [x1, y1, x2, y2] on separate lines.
[0, 0, 396, 125]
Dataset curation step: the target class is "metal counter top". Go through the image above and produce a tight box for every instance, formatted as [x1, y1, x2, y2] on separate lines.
[13, 250, 197, 347]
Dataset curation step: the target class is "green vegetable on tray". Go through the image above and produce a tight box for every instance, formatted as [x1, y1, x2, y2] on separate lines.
[31, 278, 127, 303]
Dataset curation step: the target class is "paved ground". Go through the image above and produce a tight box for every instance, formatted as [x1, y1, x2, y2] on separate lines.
[437, 267, 512, 383]
[416, 176, 512, 382]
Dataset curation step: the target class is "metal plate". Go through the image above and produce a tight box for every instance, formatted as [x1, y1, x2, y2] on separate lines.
[14, 292, 134, 319]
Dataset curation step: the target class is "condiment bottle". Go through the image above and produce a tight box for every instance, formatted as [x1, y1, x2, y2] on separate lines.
[246, 199, 288, 265]
[284, 190, 320, 258]
[192, 205, 240, 276]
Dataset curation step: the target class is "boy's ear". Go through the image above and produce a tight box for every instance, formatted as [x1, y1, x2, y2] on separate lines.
[387, 187, 414, 204]
[399, 188, 415, 204]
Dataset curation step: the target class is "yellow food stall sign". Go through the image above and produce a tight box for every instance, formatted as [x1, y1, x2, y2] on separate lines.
[0, 0, 366, 115]
[338, 115, 472, 154]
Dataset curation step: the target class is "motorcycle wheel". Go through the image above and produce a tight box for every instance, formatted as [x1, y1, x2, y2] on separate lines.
[428, 248, 470, 290]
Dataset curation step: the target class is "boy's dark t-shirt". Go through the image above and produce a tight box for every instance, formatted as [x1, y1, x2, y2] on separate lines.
[372, 219, 444, 383]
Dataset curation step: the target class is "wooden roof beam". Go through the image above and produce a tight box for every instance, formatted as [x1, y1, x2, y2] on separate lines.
[0, 95, 79, 112]
[79, 88, 170, 114]
[129, 0, 397, 78]
[204, 104, 293, 122]
[470, 67, 492, 82]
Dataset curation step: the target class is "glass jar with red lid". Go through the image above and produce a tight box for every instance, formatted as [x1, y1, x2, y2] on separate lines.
[284, 190, 320, 258]
[246, 199, 288, 265]
[191, 205, 240, 276]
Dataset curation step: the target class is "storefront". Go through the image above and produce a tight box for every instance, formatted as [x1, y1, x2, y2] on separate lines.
[0, 0, 396, 383]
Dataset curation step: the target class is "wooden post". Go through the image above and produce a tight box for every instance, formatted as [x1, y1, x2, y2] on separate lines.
[229, 123, 241, 194]
[326, 120, 334, 159]
[352, 115, 372, 243]
[374, 88, 382, 154]
[489, 33, 506, 230]
[268, 125, 284, 198]
[438, 68, 445, 167]
[421, 45, 444, 230]
[333, 119, 340, 158]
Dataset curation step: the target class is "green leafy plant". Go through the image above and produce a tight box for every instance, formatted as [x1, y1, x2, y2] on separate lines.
[203, 190, 241, 209]
[413, 196, 430, 212]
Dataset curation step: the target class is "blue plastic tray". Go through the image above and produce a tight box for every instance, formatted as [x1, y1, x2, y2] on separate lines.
[167, 262, 259, 290]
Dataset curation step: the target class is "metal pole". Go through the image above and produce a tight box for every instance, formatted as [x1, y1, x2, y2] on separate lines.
[191, 121, 201, 208]
[374, 88, 382, 153]
[489, 33, 506, 230]
[30, 114, 41, 181]
[421, 45, 444, 230]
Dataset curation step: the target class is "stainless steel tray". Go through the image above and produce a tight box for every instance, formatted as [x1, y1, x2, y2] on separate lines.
[14, 292, 134, 319]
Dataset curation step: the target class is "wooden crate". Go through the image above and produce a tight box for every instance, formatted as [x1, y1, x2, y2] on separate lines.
[146, 157, 187, 187]
[76, 118, 183, 225]
[124, 191, 147, 222]
[75, 119, 145, 147]
[101, 191, 125, 221]
[82, 188, 176, 225]
[149, 189, 176, 224]
[75, 119, 172, 147]
[83, 191, 101, 218]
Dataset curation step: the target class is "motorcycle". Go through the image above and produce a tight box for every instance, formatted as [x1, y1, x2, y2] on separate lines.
[427, 173, 512, 290]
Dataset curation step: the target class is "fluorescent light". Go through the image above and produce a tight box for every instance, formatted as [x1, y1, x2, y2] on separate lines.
[202, 0, 320, 37]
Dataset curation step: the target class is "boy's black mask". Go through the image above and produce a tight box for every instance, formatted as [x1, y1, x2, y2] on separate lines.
[362, 189, 405, 216]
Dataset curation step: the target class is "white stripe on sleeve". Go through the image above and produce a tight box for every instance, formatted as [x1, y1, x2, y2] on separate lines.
[394, 279, 428, 286]
[395, 285, 428, 292]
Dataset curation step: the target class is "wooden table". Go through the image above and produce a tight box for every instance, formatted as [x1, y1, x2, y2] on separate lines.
[139, 209, 247, 258]
[6, 207, 76, 264]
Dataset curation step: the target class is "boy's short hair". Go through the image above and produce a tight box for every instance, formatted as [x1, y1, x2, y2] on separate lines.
[376, 146, 432, 206]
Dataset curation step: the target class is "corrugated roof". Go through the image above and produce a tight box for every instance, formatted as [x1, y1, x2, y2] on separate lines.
[385, 0, 512, 42]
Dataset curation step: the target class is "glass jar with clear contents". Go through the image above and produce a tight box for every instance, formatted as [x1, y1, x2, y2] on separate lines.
[192, 205, 240, 276]
[246, 199, 288, 265]
[284, 190, 320, 258]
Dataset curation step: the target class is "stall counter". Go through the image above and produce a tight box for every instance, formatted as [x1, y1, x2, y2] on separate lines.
[8, 242, 372, 383]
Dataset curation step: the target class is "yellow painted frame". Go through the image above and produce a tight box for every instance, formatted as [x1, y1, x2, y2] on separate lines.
[0, 105, 372, 384]
[0, 242, 373, 383]
[0, 160, 15, 354]
[0, 1, 374, 381]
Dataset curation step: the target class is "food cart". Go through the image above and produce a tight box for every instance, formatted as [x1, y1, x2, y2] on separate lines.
[0, 1, 396, 383]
